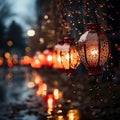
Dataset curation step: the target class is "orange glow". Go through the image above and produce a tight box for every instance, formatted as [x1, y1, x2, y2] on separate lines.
[0, 57, 3, 66]
[53, 38, 80, 70]
[41, 83, 47, 96]
[67, 109, 80, 120]
[36, 82, 47, 96]
[7, 40, 13, 47]
[53, 88, 59, 100]
[34, 75, 42, 84]
[4, 52, 11, 59]
[43, 50, 53, 67]
[46, 94, 55, 114]
[31, 58, 42, 69]
[52, 51, 64, 69]
[20, 56, 32, 65]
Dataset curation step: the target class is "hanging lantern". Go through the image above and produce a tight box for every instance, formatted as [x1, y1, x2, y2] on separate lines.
[77, 23, 110, 75]
[53, 37, 80, 75]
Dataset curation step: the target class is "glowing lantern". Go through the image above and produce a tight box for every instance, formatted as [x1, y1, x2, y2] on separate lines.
[35, 51, 45, 66]
[31, 56, 42, 69]
[20, 56, 32, 65]
[77, 23, 110, 75]
[53, 37, 80, 75]
[43, 49, 53, 67]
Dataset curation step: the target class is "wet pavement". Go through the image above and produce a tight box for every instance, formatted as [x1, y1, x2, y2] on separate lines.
[0, 66, 47, 120]
[0, 66, 120, 120]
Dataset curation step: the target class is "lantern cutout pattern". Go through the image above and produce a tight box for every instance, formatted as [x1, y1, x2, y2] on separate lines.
[53, 37, 80, 73]
[78, 23, 110, 75]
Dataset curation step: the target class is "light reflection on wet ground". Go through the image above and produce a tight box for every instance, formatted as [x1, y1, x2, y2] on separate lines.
[0, 66, 81, 120]
[0, 66, 120, 120]
[0, 66, 46, 120]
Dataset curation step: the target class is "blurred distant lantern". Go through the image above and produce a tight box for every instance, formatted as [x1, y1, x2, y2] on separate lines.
[77, 23, 110, 75]
[0, 57, 3, 66]
[43, 49, 53, 67]
[35, 51, 45, 66]
[53, 37, 80, 75]
[20, 55, 32, 66]
[27, 29, 35, 37]
[31, 55, 42, 69]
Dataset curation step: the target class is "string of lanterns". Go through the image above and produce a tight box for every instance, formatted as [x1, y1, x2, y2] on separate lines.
[25, 0, 119, 78]
[28, 28, 110, 77]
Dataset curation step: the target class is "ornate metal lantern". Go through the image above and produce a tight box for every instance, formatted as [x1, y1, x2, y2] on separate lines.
[77, 23, 110, 75]
[53, 37, 80, 74]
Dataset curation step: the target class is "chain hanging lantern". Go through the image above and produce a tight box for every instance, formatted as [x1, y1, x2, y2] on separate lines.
[77, 23, 110, 75]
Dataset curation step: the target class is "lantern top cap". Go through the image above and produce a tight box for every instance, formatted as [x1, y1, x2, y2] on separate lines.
[86, 23, 100, 31]
[57, 37, 75, 45]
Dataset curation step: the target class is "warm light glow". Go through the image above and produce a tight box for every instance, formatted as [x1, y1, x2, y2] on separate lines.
[39, 37, 45, 44]
[7, 40, 13, 47]
[78, 24, 110, 75]
[27, 81, 35, 88]
[4, 52, 11, 59]
[47, 55, 53, 61]
[27, 29, 35, 37]
[67, 109, 80, 120]
[34, 75, 42, 84]
[53, 38, 80, 71]
[44, 15, 48, 19]
[65, 53, 69, 60]
[35, 59, 40, 64]
[20, 56, 32, 65]
[43, 50, 53, 67]
[57, 116, 64, 120]
[47, 97, 54, 114]
[31, 58, 42, 69]
[90, 48, 98, 55]
[52, 51, 64, 69]
[53, 88, 59, 100]
[41, 83, 47, 96]
[0, 57, 3, 66]
[58, 56, 62, 62]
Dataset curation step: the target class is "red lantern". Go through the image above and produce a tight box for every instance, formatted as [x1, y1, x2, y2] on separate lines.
[77, 23, 110, 75]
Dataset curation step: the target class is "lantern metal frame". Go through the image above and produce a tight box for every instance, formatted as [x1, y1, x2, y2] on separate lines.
[77, 23, 110, 75]
[53, 37, 80, 75]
